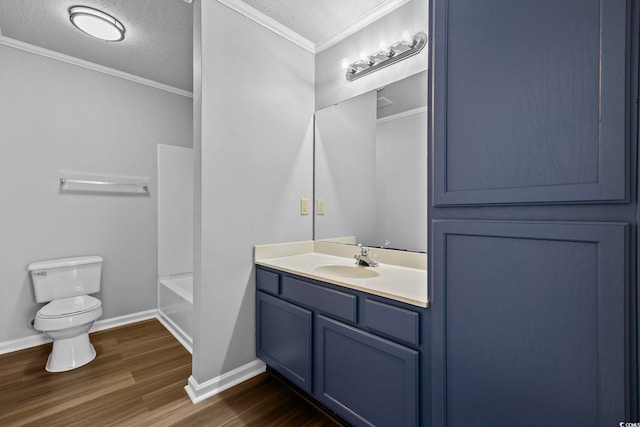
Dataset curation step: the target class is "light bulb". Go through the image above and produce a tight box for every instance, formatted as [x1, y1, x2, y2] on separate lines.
[359, 52, 370, 62]
[378, 41, 392, 57]
[401, 30, 415, 45]
[340, 58, 352, 70]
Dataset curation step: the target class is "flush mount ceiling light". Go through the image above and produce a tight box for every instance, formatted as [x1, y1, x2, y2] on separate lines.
[69, 6, 125, 42]
[341, 31, 427, 82]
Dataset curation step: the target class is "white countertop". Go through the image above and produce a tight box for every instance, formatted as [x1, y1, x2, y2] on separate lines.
[255, 241, 428, 308]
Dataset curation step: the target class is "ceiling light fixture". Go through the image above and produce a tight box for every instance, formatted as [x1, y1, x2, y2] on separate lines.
[69, 6, 125, 42]
[342, 31, 427, 82]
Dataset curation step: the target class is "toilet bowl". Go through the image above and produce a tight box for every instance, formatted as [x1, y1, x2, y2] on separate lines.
[34, 295, 103, 372]
[28, 256, 104, 372]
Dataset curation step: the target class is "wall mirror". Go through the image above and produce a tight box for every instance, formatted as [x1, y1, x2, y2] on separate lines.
[314, 70, 427, 253]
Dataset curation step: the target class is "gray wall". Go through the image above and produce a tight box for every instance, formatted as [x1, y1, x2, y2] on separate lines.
[375, 110, 428, 252]
[0, 44, 193, 342]
[158, 145, 194, 277]
[315, 0, 428, 109]
[193, 0, 314, 382]
[315, 91, 377, 244]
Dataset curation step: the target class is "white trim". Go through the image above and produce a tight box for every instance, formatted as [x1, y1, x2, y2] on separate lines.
[89, 309, 158, 333]
[215, 0, 315, 53]
[157, 310, 193, 354]
[183, 0, 194, 3]
[0, 309, 158, 355]
[315, 0, 413, 53]
[2, 311, 264, 406]
[0, 36, 193, 99]
[184, 359, 267, 404]
[0, 333, 50, 355]
[377, 106, 428, 124]
[214, 0, 412, 54]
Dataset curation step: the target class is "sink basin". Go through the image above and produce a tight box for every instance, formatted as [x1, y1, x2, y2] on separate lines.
[314, 264, 380, 279]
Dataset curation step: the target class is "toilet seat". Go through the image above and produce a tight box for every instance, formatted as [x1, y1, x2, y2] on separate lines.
[38, 295, 101, 318]
[34, 296, 102, 332]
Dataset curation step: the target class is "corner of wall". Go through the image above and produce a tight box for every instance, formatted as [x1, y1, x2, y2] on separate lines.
[184, 359, 266, 404]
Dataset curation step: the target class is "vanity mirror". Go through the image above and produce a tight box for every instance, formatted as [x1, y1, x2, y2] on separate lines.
[314, 71, 427, 253]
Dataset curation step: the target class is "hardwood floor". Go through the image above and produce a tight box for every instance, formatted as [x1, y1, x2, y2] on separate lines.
[0, 319, 342, 426]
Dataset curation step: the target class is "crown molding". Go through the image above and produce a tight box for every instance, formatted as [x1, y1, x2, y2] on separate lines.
[0, 36, 193, 98]
[315, 0, 413, 53]
[216, 0, 315, 53]
[377, 106, 427, 124]
[215, 0, 413, 54]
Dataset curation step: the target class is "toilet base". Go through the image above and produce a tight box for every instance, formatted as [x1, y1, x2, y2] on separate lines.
[45, 332, 96, 372]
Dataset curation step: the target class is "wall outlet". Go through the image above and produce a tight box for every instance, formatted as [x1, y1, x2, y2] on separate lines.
[300, 198, 310, 215]
[317, 199, 325, 215]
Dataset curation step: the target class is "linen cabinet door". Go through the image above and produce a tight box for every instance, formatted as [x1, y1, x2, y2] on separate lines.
[256, 291, 312, 393]
[431, 221, 627, 427]
[432, 0, 627, 205]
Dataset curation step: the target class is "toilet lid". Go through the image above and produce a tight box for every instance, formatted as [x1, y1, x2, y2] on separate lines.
[38, 295, 101, 318]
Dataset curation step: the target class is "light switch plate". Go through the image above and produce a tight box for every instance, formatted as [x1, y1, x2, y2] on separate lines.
[317, 199, 325, 215]
[300, 198, 310, 215]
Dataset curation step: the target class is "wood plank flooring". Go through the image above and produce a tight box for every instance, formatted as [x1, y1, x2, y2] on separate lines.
[0, 319, 342, 426]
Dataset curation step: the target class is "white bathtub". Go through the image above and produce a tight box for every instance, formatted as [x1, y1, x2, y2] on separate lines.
[158, 274, 193, 353]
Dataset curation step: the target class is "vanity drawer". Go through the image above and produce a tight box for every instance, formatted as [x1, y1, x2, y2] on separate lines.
[256, 268, 280, 295]
[281, 276, 357, 323]
[363, 298, 419, 347]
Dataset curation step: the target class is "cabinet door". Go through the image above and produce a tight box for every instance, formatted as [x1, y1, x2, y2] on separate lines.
[256, 292, 312, 393]
[315, 315, 418, 427]
[433, 0, 627, 205]
[431, 221, 627, 427]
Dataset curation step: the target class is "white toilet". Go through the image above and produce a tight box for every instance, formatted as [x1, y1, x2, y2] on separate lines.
[28, 256, 104, 372]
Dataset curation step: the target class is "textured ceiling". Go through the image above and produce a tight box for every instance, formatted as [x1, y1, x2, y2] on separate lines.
[239, 0, 391, 44]
[0, 0, 401, 94]
[0, 0, 193, 92]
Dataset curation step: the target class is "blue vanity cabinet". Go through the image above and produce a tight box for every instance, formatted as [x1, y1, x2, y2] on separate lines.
[256, 291, 312, 393]
[315, 315, 419, 427]
[255, 266, 427, 426]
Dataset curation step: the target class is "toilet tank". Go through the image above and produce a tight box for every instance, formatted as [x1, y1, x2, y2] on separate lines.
[28, 256, 103, 303]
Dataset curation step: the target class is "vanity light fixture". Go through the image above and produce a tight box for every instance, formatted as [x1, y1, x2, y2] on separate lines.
[341, 31, 427, 82]
[69, 6, 125, 42]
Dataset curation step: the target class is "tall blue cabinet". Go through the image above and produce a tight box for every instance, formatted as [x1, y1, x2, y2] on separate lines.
[429, 0, 638, 425]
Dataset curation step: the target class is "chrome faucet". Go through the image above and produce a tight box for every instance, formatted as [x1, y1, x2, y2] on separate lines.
[354, 244, 379, 267]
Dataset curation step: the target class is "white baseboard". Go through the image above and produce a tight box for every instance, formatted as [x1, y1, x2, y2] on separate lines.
[0, 309, 158, 355]
[3, 312, 266, 408]
[0, 333, 51, 355]
[157, 310, 193, 354]
[184, 359, 266, 404]
[90, 309, 158, 333]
